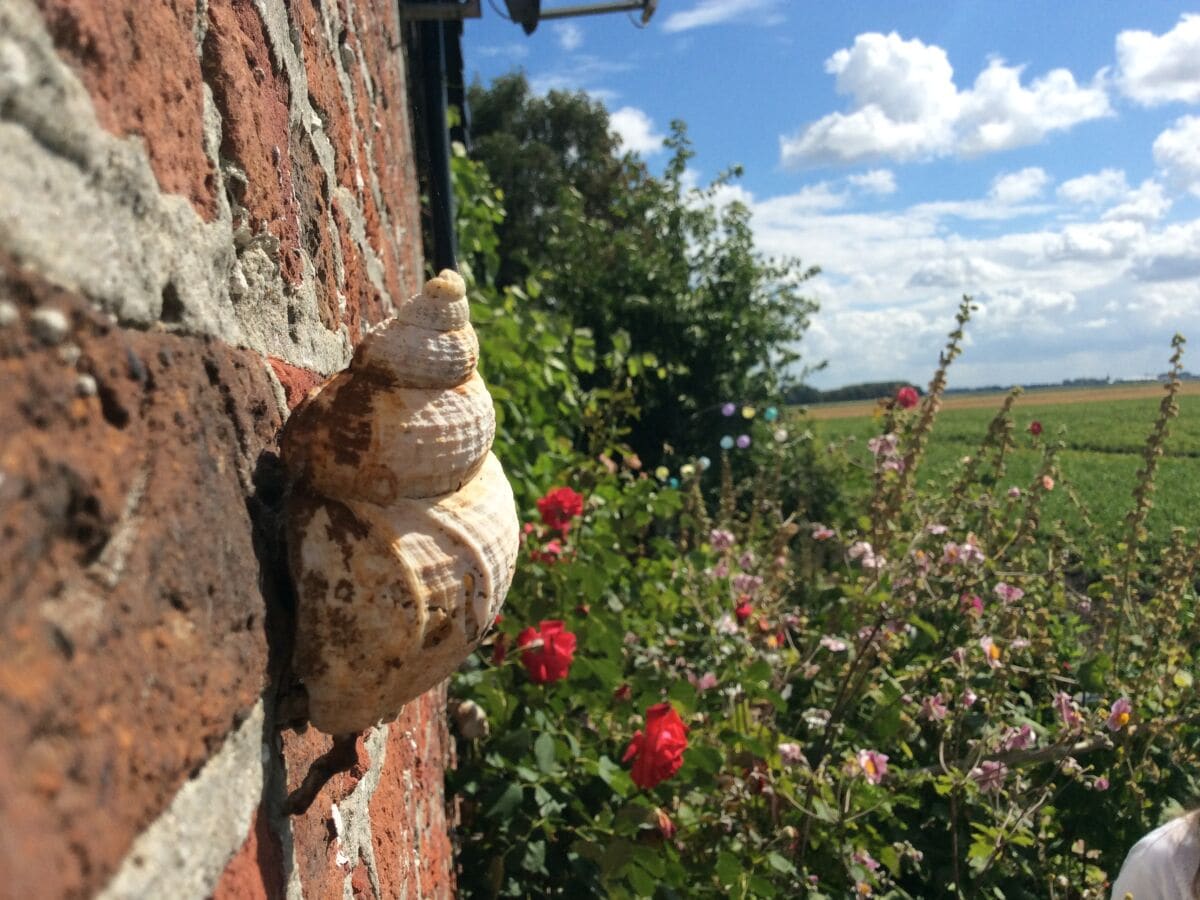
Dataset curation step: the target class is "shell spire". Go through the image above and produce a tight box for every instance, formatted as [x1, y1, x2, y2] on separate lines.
[282, 270, 519, 735]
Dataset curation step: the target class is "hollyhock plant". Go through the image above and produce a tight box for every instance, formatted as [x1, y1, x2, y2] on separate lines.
[1107, 697, 1133, 732]
[623, 702, 688, 790]
[516, 620, 577, 684]
[536, 486, 584, 533]
[709, 528, 735, 551]
[857, 749, 889, 785]
[896, 385, 920, 409]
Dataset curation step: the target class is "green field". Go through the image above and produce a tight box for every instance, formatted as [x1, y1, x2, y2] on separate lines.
[803, 383, 1200, 550]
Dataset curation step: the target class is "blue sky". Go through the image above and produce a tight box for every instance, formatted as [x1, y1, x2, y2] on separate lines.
[463, 2, 1200, 389]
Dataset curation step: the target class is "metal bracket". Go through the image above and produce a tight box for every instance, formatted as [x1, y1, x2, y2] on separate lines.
[400, 0, 481, 21]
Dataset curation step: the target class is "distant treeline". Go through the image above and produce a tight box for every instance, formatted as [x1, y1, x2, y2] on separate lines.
[788, 372, 1200, 405]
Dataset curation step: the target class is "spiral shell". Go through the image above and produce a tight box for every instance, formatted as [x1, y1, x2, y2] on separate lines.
[282, 270, 518, 735]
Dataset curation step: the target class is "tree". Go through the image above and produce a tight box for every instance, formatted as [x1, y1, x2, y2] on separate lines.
[466, 73, 820, 464]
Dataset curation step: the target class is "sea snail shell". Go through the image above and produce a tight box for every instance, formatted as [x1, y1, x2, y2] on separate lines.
[281, 270, 519, 734]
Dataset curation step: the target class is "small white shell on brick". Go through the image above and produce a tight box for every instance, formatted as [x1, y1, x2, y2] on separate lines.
[282, 270, 519, 735]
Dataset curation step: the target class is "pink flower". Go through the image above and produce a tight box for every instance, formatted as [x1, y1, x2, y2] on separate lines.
[994, 582, 1025, 604]
[980, 636, 1002, 668]
[820, 636, 848, 652]
[716, 613, 738, 635]
[926, 523, 949, 535]
[737, 550, 756, 569]
[961, 593, 983, 616]
[1107, 697, 1133, 732]
[896, 386, 920, 409]
[1055, 692, 1082, 729]
[1092, 776, 1110, 791]
[709, 528, 735, 551]
[1001, 724, 1035, 751]
[961, 533, 985, 564]
[852, 849, 881, 871]
[941, 542, 963, 565]
[920, 694, 949, 721]
[1041, 475, 1055, 491]
[848, 541, 873, 560]
[970, 760, 1008, 795]
[867, 433, 898, 457]
[708, 559, 730, 579]
[961, 688, 978, 707]
[689, 671, 719, 692]
[732, 573, 763, 594]
[531, 539, 565, 565]
[812, 525, 835, 541]
[857, 749, 889, 785]
[1007, 486, 1022, 498]
[778, 742, 807, 766]
[734, 599, 754, 623]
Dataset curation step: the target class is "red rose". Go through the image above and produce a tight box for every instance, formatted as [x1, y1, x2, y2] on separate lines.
[735, 599, 754, 623]
[1028, 420, 1043, 436]
[537, 486, 585, 533]
[516, 620, 577, 684]
[623, 702, 688, 789]
[896, 386, 919, 409]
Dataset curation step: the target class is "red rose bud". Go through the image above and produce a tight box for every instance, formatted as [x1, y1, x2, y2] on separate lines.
[613, 683, 632, 702]
[623, 702, 688, 790]
[536, 486, 585, 533]
[735, 599, 754, 623]
[1028, 420, 1043, 436]
[516, 620, 577, 684]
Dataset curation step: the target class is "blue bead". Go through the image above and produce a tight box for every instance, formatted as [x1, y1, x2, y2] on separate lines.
[720, 436, 734, 450]
[764, 406, 779, 422]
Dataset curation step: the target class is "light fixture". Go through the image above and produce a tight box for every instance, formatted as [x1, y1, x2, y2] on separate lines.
[507, 0, 657, 32]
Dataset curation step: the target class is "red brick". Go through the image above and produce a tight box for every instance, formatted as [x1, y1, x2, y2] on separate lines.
[37, 0, 217, 220]
[268, 357, 325, 411]
[212, 807, 286, 900]
[204, 0, 304, 286]
[369, 689, 456, 899]
[0, 254, 284, 897]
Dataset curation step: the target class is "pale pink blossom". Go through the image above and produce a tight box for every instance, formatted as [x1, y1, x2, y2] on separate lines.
[994, 582, 1025, 604]
[708, 559, 729, 580]
[1042, 475, 1055, 491]
[688, 671, 719, 692]
[848, 541, 874, 560]
[971, 760, 1008, 795]
[920, 694, 949, 721]
[942, 542, 963, 565]
[1001, 724, 1035, 751]
[961, 534, 985, 564]
[732, 573, 763, 594]
[867, 433, 898, 457]
[1007, 486, 1022, 498]
[961, 688, 979, 707]
[851, 850, 880, 872]
[1092, 776, 1110, 791]
[709, 528, 735, 551]
[737, 550, 756, 570]
[811, 525, 835, 541]
[1055, 692, 1082, 729]
[881, 457, 905, 473]
[960, 594, 983, 616]
[819, 636, 848, 652]
[857, 749, 889, 785]
[715, 613, 738, 635]
[926, 523, 949, 535]
[1107, 697, 1133, 732]
[778, 742, 807, 766]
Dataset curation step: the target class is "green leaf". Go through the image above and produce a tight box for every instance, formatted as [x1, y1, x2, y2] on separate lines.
[486, 782, 523, 819]
[715, 852, 741, 887]
[534, 732, 557, 774]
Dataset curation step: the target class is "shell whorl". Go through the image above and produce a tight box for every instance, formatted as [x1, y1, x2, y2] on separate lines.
[282, 270, 519, 735]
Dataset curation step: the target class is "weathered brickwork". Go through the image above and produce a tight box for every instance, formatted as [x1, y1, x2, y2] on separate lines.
[0, 0, 453, 896]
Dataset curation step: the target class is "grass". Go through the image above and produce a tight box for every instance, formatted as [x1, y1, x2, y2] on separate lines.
[802, 382, 1200, 551]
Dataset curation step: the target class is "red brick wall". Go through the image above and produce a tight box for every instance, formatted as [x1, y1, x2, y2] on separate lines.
[0, 0, 453, 896]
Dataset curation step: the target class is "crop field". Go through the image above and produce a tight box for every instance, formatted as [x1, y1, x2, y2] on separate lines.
[803, 382, 1200, 550]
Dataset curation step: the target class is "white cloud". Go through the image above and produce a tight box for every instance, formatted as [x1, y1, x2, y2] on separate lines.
[475, 43, 529, 60]
[661, 0, 783, 34]
[609, 106, 666, 156]
[1153, 115, 1200, 197]
[1102, 179, 1171, 223]
[554, 23, 583, 52]
[989, 167, 1050, 204]
[528, 55, 631, 97]
[1057, 168, 1129, 205]
[780, 32, 1110, 167]
[1130, 221, 1200, 282]
[1042, 220, 1145, 262]
[1115, 14, 1200, 105]
[847, 169, 897, 195]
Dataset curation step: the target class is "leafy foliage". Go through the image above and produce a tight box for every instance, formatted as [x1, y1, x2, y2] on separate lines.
[466, 73, 820, 465]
